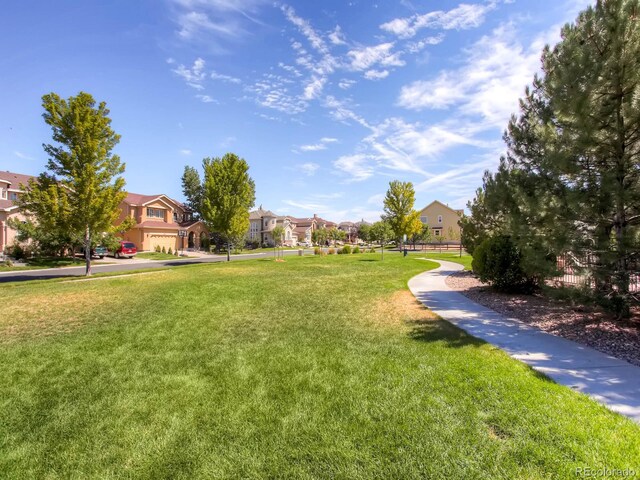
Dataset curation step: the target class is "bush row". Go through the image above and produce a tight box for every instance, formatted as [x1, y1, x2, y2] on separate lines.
[314, 246, 376, 255]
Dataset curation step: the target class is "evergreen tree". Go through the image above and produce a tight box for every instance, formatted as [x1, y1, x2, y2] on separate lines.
[181, 166, 203, 218]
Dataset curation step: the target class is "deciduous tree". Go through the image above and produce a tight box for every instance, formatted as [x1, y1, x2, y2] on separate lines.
[202, 153, 256, 262]
[383, 180, 420, 249]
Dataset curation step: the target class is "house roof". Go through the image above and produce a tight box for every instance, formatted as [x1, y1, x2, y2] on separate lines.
[0, 171, 36, 211]
[0, 171, 35, 188]
[249, 207, 277, 219]
[420, 200, 464, 216]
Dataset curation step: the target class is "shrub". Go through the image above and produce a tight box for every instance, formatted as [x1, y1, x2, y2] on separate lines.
[161, 246, 166, 254]
[155, 245, 161, 253]
[174, 249, 179, 256]
[337, 248, 344, 255]
[472, 235, 534, 293]
[314, 247, 321, 255]
[10, 242, 26, 260]
[369, 248, 376, 253]
[168, 247, 173, 255]
[342, 245, 352, 254]
[328, 248, 336, 255]
[353, 246, 361, 254]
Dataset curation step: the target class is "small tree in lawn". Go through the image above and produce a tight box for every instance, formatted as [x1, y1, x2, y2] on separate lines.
[447, 225, 462, 257]
[358, 223, 371, 246]
[202, 153, 256, 262]
[407, 215, 423, 250]
[370, 220, 393, 260]
[34, 92, 127, 276]
[382, 180, 420, 250]
[312, 227, 328, 249]
[272, 225, 285, 259]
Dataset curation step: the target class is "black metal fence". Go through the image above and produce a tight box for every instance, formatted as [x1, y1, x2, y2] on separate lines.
[554, 252, 640, 292]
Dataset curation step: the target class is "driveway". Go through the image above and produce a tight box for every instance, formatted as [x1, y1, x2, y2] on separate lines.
[0, 249, 311, 283]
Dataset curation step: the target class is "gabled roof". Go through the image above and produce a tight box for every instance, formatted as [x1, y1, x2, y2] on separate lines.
[0, 171, 35, 188]
[249, 207, 277, 219]
[124, 192, 185, 211]
[420, 200, 464, 216]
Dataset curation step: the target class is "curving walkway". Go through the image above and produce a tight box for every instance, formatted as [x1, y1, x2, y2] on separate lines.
[408, 260, 640, 423]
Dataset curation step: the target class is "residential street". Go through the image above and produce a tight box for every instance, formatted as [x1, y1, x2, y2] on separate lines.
[0, 249, 310, 283]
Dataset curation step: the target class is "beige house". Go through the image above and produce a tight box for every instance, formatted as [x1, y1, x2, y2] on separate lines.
[418, 200, 463, 243]
[248, 207, 299, 247]
[117, 193, 208, 252]
[0, 171, 35, 253]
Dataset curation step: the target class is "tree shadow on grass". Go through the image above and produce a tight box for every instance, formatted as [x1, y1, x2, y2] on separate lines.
[407, 318, 486, 349]
[407, 317, 555, 383]
[358, 258, 380, 262]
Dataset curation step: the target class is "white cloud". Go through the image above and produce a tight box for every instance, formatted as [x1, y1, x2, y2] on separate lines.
[283, 199, 328, 211]
[323, 96, 372, 129]
[210, 70, 242, 84]
[173, 57, 207, 89]
[179, 149, 192, 155]
[297, 162, 320, 175]
[380, 2, 498, 39]
[196, 94, 216, 103]
[333, 154, 376, 182]
[406, 34, 445, 53]
[364, 69, 389, 80]
[347, 42, 404, 71]
[298, 137, 338, 152]
[281, 5, 329, 54]
[338, 79, 356, 89]
[397, 23, 556, 128]
[328, 25, 347, 45]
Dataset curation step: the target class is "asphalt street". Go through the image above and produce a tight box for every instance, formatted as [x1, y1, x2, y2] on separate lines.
[0, 249, 310, 283]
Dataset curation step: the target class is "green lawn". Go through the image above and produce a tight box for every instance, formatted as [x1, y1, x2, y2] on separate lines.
[0, 255, 637, 478]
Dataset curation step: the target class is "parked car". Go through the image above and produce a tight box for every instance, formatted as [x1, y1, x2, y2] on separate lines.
[113, 241, 137, 259]
[79, 245, 109, 259]
[298, 241, 311, 248]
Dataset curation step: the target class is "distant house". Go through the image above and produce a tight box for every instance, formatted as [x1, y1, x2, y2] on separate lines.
[0, 171, 35, 253]
[338, 221, 357, 243]
[118, 193, 208, 252]
[418, 200, 463, 243]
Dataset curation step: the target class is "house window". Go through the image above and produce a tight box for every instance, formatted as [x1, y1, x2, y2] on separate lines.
[434, 230, 441, 236]
[0, 188, 6, 199]
[173, 212, 178, 222]
[9, 192, 18, 201]
[420, 216, 427, 224]
[437, 215, 443, 224]
[147, 208, 165, 220]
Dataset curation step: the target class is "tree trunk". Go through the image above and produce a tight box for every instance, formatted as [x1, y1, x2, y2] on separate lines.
[84, 225, 92, 276]
[381, 244, 384, 261]
[227, 242, 231, 262]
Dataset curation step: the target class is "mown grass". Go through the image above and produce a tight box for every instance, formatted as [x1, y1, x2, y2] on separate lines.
[0, 257, 112, 272]
[0, 254, 638, 479]
[136, 252, 188, 260]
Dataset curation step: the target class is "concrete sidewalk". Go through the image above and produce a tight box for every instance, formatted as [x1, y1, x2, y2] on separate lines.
[408, 260, 640, 423]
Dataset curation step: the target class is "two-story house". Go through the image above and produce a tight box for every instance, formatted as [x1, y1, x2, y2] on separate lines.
[248, 206, 299, 246]
[0, 171, 35, 253]
[118, 193, 208, 252]
[418, 200, 463, 243]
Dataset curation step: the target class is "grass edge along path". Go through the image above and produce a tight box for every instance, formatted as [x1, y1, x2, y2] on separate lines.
[0, 254, 638, 479]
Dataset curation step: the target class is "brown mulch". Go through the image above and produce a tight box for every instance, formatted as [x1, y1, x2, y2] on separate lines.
[445, 271, 640, 367]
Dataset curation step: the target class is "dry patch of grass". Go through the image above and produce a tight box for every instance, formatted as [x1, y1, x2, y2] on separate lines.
[365, 290, 439, 330]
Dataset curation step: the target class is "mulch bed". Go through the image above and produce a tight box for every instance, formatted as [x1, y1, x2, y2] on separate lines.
[445, 271, 640, 367]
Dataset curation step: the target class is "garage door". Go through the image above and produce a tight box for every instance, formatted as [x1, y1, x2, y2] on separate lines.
[149, 233, 177, 252]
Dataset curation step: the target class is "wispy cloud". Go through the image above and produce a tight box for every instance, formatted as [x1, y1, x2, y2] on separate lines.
[296, 162, 320, 175]
[14, 151, 34, 160]
[297, 137, 338, 152]
[179, 149, 192, 156]
[211, 70, 242, 84]
[196, 94, 217, 103]
[172, 57, 207, 90]
[380, 1, 499, 39]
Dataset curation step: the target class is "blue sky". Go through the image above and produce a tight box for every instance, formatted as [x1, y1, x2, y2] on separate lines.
[0, 0, 592, 221]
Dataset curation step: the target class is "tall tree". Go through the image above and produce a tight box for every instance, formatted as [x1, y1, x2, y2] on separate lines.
[382, 180, 420, 249]
[272, 225, 285, 259]
[202, 153, 256, 262]
[35, 92, 127, 275]
[181, 166, 203, 218]
[357, 223, 371, 245]
[467, 0, 640, 315]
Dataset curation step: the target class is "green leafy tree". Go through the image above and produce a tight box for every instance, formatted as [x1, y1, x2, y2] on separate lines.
[357, 223, 371, 245]
[312, 227, 328, 248]
[328, 227, 346, 246]
[202, 153, 256, 262]
[407, 215, 423, 250]
[382, 180, 420, 248]
[26, 92, 127, 275]
[370, 220, 393, 260]
[181, 166, 203, 218]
